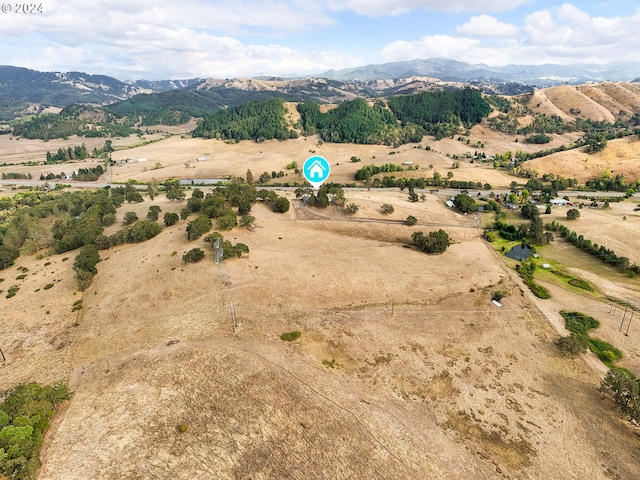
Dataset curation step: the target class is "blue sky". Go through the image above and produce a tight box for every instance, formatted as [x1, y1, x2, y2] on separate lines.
[1, 1, 639, 80]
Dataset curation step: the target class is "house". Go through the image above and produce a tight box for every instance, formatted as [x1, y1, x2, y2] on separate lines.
[550, 198, 573, 206]
[307, 159, 327, 180]
[197, 157, 206, 162]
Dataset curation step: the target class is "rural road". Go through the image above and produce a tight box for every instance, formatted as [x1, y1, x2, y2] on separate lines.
[0, 177, 638, 200]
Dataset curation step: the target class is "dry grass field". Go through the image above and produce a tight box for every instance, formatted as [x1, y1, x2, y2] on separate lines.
[2, 111, 640, 479]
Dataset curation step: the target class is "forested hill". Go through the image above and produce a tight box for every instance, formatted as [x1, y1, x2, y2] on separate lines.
[191, 98, 298, 141]
[192, 89, 492, 145]
[103, 90, 223, 126]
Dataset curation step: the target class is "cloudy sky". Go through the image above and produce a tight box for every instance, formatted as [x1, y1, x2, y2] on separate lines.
[1, 0, 639, 80]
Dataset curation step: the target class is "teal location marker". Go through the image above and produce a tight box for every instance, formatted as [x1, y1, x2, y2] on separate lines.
[303, 155, 330, 190]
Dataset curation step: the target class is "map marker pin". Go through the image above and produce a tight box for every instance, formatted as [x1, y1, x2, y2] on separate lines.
[302, 155, 331, 190]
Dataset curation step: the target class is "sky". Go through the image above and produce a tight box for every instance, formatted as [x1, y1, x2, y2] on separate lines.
[1, 0, 639, 80]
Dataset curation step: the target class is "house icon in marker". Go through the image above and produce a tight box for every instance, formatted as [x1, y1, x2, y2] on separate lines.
[307, 159, 327, 179]
[303, 155, 331, 189]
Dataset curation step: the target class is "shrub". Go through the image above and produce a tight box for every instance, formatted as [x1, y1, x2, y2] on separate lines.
[491, 291, 505, 302]
[6, 284, 19, 298]
[122, 211, 138, 225]
[344, 203, 359, 215]
[557, 334, 589, 357]
[381, 204, 394, 214]
[566, 208, 580, 220]
[280, 331, 302, 342]
[239, 215, 256, 230]
[560, 311, 599, 335]
[186, 215, 212, 241]
[164, 212, 179, 226]
[182, 248, 205, 263]
[405, 215, 417, 226]
[568, 278, 593, 291]
[217, 212, 237, 230]
[589, 338, 623, 366]
[526, 133, 552, 144]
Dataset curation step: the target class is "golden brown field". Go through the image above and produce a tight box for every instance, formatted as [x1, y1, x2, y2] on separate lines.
[2, 108, 640, 479]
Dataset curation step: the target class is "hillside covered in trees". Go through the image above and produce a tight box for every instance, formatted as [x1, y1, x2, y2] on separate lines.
[192, 90, 492, 145]
[103, 90, 222, 126]
[191, 98, 298, 141]
[387, 88, 491, 139]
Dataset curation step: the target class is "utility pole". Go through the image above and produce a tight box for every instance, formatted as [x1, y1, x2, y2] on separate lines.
[619, 300, 630, 331]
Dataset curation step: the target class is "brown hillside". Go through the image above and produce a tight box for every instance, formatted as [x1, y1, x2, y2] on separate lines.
[581, 82, 640, 118]
[527, 89, 574, 121]
[523, 135, 640, 183]
[531, 85, 615, 123]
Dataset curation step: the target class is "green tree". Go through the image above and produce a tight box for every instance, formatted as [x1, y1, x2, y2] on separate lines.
[164, 212, 179, 226]
[217, 212, 237, 230]
[122, 211, 138, 226]
[147, 205, 162, 221]
[124, 183, 143, 203]
[186, 215, 212, 241]
[73, 244, 100, 275]
[405, 215, 418, 226]
[599, 368, 640, 412]
[0, 245, 20, 270]
[412, 229, 451, 254]
[272, 196, 290, 213]
[453, 193, 477, 213]
[381, 204, 394, 215]
[166, 183, 186, 202]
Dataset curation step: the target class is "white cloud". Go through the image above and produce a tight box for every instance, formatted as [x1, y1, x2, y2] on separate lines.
[381, 4, 640, 66]
[328, 0, 530, 16]
[380, 34, 516, 65]
[4, 26, 363, 79]
[3, 1, 640, 78]
[456, 15, 519, 38]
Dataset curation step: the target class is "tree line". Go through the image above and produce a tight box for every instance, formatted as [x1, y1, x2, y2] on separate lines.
[46, 144, 88, 163]
[546, 220, 639, 275]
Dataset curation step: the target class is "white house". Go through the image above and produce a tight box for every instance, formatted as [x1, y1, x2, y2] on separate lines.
[197, 157, 206, 162]
[550, 198, 573, 206]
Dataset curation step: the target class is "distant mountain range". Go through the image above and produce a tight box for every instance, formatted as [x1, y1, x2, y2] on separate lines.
[321, 58, 640, 86]
[1, 59, 639, 121]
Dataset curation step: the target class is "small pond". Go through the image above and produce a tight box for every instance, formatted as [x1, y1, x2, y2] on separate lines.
[505, 244, 532, 261]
